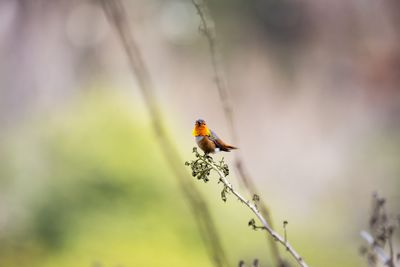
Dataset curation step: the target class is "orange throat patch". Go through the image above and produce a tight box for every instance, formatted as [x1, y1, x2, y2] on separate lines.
[192, 125, 210, 136]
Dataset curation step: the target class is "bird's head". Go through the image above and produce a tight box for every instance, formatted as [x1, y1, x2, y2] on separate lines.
[192, 119, 210, 136]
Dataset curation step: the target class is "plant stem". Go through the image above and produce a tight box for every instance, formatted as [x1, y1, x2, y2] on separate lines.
[198, 156, 309, 267]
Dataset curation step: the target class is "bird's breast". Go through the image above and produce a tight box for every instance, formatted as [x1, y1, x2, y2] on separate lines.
[195, 135, 216, 154]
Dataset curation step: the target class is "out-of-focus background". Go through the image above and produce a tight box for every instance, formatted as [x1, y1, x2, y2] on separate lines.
[0, 0, 399, 266]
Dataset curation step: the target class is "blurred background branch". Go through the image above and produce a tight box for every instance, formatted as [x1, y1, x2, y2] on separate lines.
[191, 1, 287, 266]
[99, 0, 229, 266]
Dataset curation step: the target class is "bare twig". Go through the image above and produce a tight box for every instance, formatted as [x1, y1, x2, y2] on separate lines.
[191, 0, 234, 138]
[284, 221, 289, 249]
[360, 193, 398, 267]
[99, 1, 229, 266]
[188, 151, 310, 267]
[209, 161, 309, 267]
[191, 1, 287, 266]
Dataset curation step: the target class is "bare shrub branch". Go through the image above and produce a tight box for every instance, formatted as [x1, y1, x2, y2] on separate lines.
[186, 149, 310, 267]
[360, 193, 399, 267]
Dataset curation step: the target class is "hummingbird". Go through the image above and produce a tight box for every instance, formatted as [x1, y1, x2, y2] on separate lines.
[192, 119, 237, 154]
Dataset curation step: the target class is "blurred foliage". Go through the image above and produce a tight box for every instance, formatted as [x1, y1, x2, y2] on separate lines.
[0, 0, 399, 266]
[0, 90, 210, 267]
[0, 89, 368, 267]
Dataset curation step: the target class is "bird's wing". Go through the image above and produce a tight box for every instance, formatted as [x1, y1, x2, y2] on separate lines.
[209, 129, 238, 151]
[209, 130, 230, 151]
[209, 130, 219, 141]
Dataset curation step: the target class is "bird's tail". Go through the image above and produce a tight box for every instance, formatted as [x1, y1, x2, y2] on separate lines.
[221, 144, 237, 151]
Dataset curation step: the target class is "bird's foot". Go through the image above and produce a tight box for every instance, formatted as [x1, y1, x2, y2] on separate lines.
[204, 153, 213, 160]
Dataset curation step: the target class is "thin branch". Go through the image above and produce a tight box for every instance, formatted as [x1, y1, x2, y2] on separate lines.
[191, 1, 286, 266]
[236, 160, 285, 264]
[209, 162, 308, 267]
[189, 152, 310, 267]
[191, 0, 234, 137]
[99, 1, 229, 266]
[284, 221, 288, 249]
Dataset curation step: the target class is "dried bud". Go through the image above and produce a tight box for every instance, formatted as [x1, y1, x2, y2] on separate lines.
[248, 218, 256, 228]
[252, 194, 260, 202]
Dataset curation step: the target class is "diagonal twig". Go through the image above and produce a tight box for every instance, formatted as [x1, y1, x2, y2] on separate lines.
[188, 152, 310, 267]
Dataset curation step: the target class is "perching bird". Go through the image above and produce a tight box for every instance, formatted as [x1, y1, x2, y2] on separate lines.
[192, 119, 237, 154]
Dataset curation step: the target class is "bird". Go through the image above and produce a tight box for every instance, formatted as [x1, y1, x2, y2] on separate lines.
[192, 119, 237, 154]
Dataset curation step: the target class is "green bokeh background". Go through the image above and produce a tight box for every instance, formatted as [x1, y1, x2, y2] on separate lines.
[1, 91, 209, 267]
[1, 0, 400, 266]
[0, 90, 368, 267]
